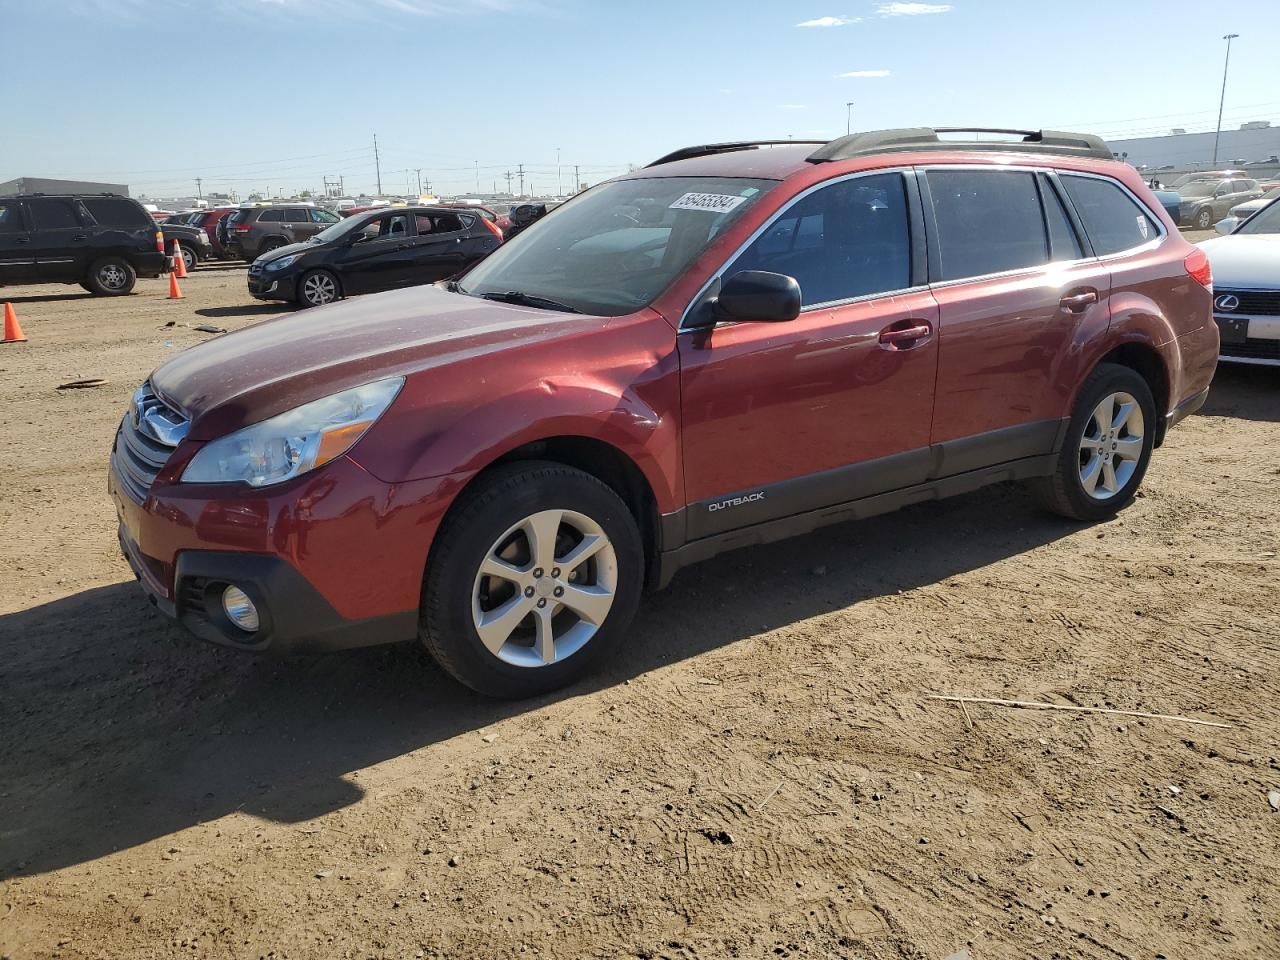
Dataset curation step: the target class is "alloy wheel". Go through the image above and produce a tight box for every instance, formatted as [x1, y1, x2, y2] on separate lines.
[98, 264, 128, 290]
[1078, 391, 1144, 500]
[471, 509, 618, 668]
[302, 273, 337, 305]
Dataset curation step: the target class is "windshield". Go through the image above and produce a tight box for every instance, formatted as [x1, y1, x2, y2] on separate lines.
[458, 176, 776, 316]
[1178, 181, 1219, 198]
[1236, 198, 1280, 235]
[313, 215, 363, 243]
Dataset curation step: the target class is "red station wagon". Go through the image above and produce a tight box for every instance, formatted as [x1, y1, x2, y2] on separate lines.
[110, 127, 1219, 697]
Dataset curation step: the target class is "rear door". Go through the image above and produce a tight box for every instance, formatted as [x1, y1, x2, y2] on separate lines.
[0, 199, 36, 283]
[408, 211, 470, 281]
[333, 212, 417, 294]
[923, 167, 1111, 468]
[26, 197, 91, 282]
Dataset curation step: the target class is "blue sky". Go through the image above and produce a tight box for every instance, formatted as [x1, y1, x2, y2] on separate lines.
[3, 0, 1276, 198]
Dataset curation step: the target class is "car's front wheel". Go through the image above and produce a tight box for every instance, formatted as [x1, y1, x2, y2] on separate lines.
[179, 243, 198, 274]
[1195, 206, 1214, 229]
[1031, 362, 1156, 521]
[85, 257, 137, 296]
[421, 462, 644, 698]
[297, 269, 340, 307]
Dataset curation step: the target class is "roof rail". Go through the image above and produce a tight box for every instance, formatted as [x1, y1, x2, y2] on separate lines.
[647, 140, 826, 167]
[806, 127, 1112, 163]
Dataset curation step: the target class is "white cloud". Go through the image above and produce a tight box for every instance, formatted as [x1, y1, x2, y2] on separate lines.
[877, 2, 951, 15]
[796, 15, 859, 27]
[836, 69, 891, 78]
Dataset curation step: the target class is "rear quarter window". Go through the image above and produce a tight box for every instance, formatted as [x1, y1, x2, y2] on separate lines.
[82, 197, 152, 227]
[1061, 175, 1160, 256]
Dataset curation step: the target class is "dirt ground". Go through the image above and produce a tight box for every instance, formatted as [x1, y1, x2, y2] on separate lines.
[2, 243, 1278, 960]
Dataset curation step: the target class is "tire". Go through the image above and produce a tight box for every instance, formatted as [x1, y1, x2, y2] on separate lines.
[421, 462, 644, 698]
[1030, 363, 1156, 522]
[258, 238, 286, 257]
[84, 257, 136, 296]
[1195, 206, 1214, 229]
[179, 244, 198, 274]
[297, 269, 341, 307]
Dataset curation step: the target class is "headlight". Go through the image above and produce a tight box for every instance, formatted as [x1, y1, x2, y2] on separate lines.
[266, 254, 298, 271]
[181, 378, 404, 487]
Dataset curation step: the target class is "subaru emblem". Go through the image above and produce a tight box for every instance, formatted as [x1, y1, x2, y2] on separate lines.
[1214, 294, 1240, 312]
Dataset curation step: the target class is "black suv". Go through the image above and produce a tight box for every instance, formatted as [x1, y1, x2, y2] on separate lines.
[0, 194, 168, 296]
[249, 206, 502, 307]
[223, 203, 343, 261]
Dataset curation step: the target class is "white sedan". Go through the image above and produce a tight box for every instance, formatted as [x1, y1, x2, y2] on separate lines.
[1199, 198, 1280, 366]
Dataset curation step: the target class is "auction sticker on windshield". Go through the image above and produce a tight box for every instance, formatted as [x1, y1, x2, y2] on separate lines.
[670, 192, 749, 214]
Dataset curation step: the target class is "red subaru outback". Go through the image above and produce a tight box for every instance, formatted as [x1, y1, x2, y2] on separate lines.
[110, 127, 1218, 697]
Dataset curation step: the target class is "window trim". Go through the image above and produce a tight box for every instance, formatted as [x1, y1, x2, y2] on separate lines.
[678, 166, 927, 330]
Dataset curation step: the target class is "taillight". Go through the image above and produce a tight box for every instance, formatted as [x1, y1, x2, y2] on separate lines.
[480, 217, 503, 240]
[155, 230, 165, 253]
[1184, 249, 1212, 288]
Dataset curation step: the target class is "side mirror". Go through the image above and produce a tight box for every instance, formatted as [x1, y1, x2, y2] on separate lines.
[1215, 217, 1239, 235]
[714, 271, 801, 323]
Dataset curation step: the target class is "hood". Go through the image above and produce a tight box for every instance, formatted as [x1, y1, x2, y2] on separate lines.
[1198, 234, 1280, 288]
[150, 286, 612, 441]
[254, 240, 316, 265]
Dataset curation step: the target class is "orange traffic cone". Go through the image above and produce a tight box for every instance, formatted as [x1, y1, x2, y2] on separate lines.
[167, 271, 184, 300]
[2, 302, 26, 343]
[171, 239, 188, 278]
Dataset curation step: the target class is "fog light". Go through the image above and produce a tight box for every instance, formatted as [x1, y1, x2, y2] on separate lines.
[222, 585, 260, 632]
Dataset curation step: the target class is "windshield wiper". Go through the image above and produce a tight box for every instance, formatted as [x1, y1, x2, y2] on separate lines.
[480, 290, 581, 314]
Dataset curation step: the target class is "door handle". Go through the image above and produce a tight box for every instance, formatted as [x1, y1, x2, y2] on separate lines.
[397, 243, 412, 250]
[878, 320, 933, 350]
[72, 235, 87, 242]
[16, 237, 30, 244]
[1060, 290, 1098, 312]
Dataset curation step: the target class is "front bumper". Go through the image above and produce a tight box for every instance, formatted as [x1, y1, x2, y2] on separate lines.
[109, 448, 458, 654]
[1216, 313, 1280, 366]
[247, 267, 296, 301]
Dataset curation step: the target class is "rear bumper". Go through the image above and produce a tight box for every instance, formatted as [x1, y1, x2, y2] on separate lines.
[133, 251, 168, 279]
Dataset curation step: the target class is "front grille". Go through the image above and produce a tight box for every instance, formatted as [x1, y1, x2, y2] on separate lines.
[111, 384, 189, 502]
[1221, 338, 1280, 362]
[1216, 288, 1280, 317]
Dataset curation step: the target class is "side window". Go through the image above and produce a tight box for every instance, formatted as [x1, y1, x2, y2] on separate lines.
[27, 198, 83, 230]
[1060, 175, 1160, 257]
[286, 208, 310, 222]
[82, 197, 151, 227]
[729, 172, 911, 307]
[0, 201, 26, 233]
[926, 170, 1048, 281]
[258, 209, 284, 222]
[311, 209, 340, 224]
[1039, 178, 1083, 261]
[418, 213, 463, 234]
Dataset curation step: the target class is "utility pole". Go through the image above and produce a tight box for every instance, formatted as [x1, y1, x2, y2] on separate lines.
[1213, 33, 1240, 165]
[373, 133, 382, 196]
[517, 164, 525, 198]
[415, 169, 423, 195]
[195, 177, 203, 202]
[475, 160, 480, 192]
[574, 164, 580, 193]
[556, 147, 562, 197]
[503, 170, 514, 194]
[846, 101, 854, 136]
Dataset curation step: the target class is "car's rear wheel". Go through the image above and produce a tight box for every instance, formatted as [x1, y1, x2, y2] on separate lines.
[1195, 206, 1214, 229]
[1031, 363, 1156, 521]
[85, 257, 136, 296]
[259, 238, 286, 257]
[421, 462, 644, 698]
[298, 269, 340, 307]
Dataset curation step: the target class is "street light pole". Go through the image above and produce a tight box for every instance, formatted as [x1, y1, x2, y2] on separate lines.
[846, 101, 854, 136]
[1213, 33, 1239, 165]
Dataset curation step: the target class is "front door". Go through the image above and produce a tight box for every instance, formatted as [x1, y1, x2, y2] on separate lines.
[678, 171, 939, 539]
[923, 167, 1113, 464]
[0, 199, 36, 283]
[334, 212, 418, 294]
